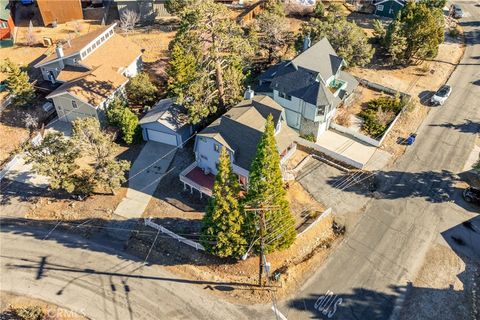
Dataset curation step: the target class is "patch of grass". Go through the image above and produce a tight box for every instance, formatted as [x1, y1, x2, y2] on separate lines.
[301, 133, 316, 142]
[9, 306, 44, 320]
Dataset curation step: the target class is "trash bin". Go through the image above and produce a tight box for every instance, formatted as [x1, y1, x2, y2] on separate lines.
[406, 134, 417, 145]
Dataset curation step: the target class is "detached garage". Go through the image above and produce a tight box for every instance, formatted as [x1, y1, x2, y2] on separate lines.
[139, 99, 193, 147]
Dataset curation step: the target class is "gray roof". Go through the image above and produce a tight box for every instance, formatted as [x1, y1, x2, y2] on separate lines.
[198, 95, 287, 170]
[291, 37, 344, 82]
[266, 37, 348, 107]
[139, 98, 189, 131]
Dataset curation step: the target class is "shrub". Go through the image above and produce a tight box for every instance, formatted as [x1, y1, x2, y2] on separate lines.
[11, 306, 44, 320]
[126, 72, 158, 107]
[301, 133, 316, 142]
[449, 26, 461, 38]
[335, 107, 352, 127]
[106, 97, 139, 144]
[359, 96, 403, 137]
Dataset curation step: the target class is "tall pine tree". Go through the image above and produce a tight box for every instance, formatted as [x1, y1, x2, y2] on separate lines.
[200, 147, 247, 258]
[166, 0, 254, 124]
[244, 115, 296, 253]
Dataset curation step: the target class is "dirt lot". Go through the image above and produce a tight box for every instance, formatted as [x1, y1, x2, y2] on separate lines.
[1, 292, 88, 320]
[399, 244, 479, 320]
[348, 29, 465, 157]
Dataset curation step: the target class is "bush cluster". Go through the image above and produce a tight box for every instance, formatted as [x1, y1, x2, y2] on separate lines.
[359, 96, 404, 137]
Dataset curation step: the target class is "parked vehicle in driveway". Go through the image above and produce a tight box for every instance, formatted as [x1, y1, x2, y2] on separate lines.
[451, 4, 464, 18]
[430, 84, 452, 105]
[463, 187, 480, 204]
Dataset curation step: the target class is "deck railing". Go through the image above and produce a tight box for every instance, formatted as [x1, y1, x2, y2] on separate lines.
[179, 162, 213, 197]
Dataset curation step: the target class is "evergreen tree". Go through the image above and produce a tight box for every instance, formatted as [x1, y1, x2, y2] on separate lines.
[166, 0, 254, 124]
[383, 2, 444, 64]
[106, 97, 139, 144]
[1, 59, 35, 107]
[299, 17, 374, 67]
[72, 117, 130, 194]
[254, 0, 293, 64]
[244, 115, 296, 253]
[24, 132, 80, 193]
[126, 72, 158, 107]
[201, 147, 247, 258]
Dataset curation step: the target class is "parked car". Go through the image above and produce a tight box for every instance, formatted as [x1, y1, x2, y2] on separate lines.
[463, 187, 480, 204]
[451, 4, 464, 18]
[430, 84, 452, 105]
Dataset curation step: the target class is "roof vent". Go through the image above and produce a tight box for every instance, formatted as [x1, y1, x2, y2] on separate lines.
[244, 86, 254, 100]
[55, 44, 64, 58]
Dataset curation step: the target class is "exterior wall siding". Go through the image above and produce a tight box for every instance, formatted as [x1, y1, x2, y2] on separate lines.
[52, 94, 98, 122]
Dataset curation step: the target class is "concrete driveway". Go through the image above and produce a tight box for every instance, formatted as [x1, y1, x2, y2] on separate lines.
[114, 142, 176, 219]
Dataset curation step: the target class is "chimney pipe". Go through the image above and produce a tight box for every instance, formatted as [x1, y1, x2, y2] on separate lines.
[55, 44, 64, 58]
[244, 86, 254, 100]
[303, 34, 311, 51]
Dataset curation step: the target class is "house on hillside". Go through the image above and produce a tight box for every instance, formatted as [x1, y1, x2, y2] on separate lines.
[37, 0, 83, 26]
[139, 98, 193, 147]
[0, 0, 14, 46]
[256, 37, 358, 141]
[179, 94, 298, 197]
[34, 24, 143, 123]
[373, 0, 405, 18]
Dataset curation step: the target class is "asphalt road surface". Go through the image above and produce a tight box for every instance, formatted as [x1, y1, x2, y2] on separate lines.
[0, 225, 257, 320]
[280, 2, 480, 319]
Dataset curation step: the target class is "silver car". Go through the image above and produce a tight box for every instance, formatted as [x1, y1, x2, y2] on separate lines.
[451, 4, 464, 18]
[430, 85, 452, 106]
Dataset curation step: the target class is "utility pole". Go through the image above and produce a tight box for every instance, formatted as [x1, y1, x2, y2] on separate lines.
[244, 205, 278, 287]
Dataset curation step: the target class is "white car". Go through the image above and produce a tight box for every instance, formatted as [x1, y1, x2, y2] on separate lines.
[430, 85, 452, 106]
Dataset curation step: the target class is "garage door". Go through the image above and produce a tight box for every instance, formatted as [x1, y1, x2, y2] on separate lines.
[285, 109, 300, 130]
[147, 129, 178, 146]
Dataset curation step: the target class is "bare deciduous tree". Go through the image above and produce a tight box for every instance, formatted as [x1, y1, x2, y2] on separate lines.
[72, 20, 83, 34]
[120, 9, 140, 36]
[25, 20, 37, 46]
[23, 112, 38, 135]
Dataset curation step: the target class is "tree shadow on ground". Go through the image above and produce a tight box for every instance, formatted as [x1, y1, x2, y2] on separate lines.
[286, 216, 480, 319]
[429, 119, 480, 134]
[326, 170, 479, 213]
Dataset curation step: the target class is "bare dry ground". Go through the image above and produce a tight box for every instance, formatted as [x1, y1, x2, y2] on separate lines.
[399, 244, 478, 320]
[1, 292, 88, 320]
[349, 35, 465, 157]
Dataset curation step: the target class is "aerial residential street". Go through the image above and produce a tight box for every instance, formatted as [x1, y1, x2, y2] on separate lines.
[1, 1, 479, 320]
[281, 2, 480, 319]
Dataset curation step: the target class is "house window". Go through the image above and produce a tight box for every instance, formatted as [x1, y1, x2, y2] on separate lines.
[92, 43, 96, 50]
[87, 47, 91, 53]
[96, 40, 101, 46]
[317, 106, 325, 116]
[279, 92, 291, 100]
[81, 52, 86, 58]
[109, 29, 113, 35]
[72, 101, 78, 109]
[377, 4, 384, 11]
[0, 21, 7, 29]
[101, 35, 105, 41]
[105, 32, 109, 39]
[213, 144, 220, 152]
[199, 137, 207, 142]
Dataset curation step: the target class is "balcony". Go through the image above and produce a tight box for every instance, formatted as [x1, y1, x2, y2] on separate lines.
[179, 162, 215, 198]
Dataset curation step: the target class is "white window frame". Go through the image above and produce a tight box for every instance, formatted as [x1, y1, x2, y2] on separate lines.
[377, 4, 384, 11]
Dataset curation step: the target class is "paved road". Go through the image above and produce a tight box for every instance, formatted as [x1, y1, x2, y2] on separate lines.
[0, 225, 256, 320]
[281, 3, 480, 319]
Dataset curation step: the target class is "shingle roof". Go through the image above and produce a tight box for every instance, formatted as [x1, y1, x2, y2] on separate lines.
[291, 37, 344, 82]
[46, 33, 142, 107]
[197, 95, 289, 170]
[139, 98, 189, 131]
[267, 38, 346, 107]
[35, 25, 113, 67]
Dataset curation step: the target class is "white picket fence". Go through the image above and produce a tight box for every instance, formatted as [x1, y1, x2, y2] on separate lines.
[144, 217, 205, 251]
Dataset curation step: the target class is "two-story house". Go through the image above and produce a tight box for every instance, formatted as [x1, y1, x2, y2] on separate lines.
[256, 37, 358, 141]
[34, 24, 143, 123]
[179, 94, 297, 198]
